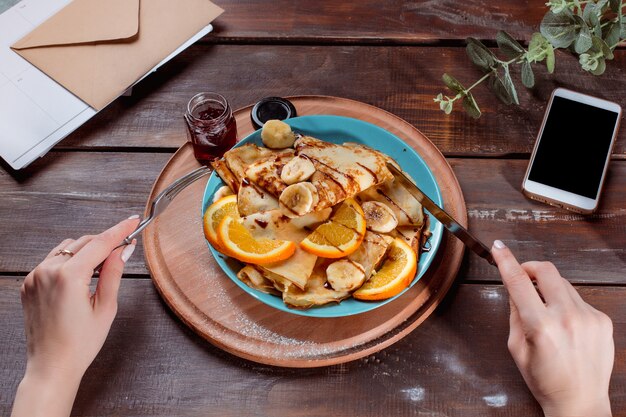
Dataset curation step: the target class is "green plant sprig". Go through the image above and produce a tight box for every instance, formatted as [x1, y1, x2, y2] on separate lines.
[435, 0, 625, 118]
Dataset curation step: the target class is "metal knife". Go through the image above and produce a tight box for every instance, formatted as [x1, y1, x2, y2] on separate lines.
[387, 163, 496, 266]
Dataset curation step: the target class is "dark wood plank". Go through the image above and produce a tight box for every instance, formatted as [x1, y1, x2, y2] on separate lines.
[455, 159, 626, 284]
[0, 152, 171, 275]
[2, 277, 626, 416]
[57, 45, 626, 158]
[1, 153, 625, 284]
[208, 0, 545, 43]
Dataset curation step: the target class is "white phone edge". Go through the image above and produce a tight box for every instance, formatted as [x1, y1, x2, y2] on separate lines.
[522, 88, 622, 214]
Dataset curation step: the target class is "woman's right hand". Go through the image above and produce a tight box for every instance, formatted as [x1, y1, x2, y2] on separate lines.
[12, 217, 139, 417]
[492, 240, 614, 417]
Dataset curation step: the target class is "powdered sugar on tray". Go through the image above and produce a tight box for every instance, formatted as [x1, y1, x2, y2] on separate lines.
[200, 278, 361, 359]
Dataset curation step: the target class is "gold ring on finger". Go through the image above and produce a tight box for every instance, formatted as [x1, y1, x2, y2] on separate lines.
[55, 249, 75, 257]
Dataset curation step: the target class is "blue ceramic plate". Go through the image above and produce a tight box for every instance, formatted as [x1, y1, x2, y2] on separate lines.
[201, 115, 443, 318]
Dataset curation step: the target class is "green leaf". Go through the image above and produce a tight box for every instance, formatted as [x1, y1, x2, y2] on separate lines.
[496, 31, 525, 58]
[590, 58, 607, 75]
[527, 32, 548, 62]
[583, 2, 602, 38]
[521, 60, 535, 88]
[596, 36, 614, 59]
[466, 37, 496, 71]
[591, 15, 602, 38]
[488, 74, 513, 105]
[574, 22, 593, 53]
[621, 19, 626, 38]
[443, 100, 453, 114]
[583, 0, 607, 29]
[595, 0, 609, 10]
[604, 22, 621, 48]
[462, 92, 482, 119]
[540, 9, 578, 48]
[442, 73, 465, 94]
[502, 66, 519, 105]
[546, 44, 556, 73]
[582, 1, 596, 23]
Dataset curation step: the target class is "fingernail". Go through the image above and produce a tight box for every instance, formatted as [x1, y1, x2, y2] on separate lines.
[493, 240, 506, 250]
[127, 214, 140, 220]
[121, 244, 136, 263]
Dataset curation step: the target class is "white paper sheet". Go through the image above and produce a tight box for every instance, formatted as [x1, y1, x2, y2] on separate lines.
[0, 0, 213, 169]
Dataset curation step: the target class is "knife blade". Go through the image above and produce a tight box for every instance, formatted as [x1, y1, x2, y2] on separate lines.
[387, 163, 496, 266]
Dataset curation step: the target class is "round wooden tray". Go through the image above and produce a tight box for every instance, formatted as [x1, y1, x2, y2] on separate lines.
[143, 96, 466, 368]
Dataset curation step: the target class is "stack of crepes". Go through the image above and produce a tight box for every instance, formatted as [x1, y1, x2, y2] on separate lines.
[204, 120, 430, 309]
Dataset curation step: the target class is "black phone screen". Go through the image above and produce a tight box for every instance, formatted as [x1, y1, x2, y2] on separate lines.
[528, 96, 618, 199]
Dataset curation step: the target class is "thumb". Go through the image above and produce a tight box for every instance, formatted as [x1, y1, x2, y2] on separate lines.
[94, 241, 136, 315]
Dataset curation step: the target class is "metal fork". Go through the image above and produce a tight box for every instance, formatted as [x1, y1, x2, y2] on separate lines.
[94, 165, 213, 273]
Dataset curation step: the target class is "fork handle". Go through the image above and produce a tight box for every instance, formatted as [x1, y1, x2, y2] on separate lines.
[94, 165, 213, 274]
[125, 217, 152, 243]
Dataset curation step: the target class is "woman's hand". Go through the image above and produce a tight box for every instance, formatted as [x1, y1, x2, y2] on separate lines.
[492, 240, 614, 417]
[11, 216, 139, 417]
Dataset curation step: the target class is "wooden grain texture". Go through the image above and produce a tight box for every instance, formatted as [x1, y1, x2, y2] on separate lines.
[453, 159, 626, 284]
[0, 151, 170, 275]
[1, 152, 624, 284]
[3, 277, 626, 416]
[57, 45, 626, 158]
[143, 97, 467, 367]
[208, 0, 545, 44]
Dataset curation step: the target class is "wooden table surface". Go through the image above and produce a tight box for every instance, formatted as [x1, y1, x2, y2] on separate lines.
[1, 1, 625, 415]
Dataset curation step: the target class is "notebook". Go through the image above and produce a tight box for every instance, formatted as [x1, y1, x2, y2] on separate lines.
[0, 0, 214, 170]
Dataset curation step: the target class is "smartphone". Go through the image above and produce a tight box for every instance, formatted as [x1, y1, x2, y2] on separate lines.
[522, 88, 622, 214]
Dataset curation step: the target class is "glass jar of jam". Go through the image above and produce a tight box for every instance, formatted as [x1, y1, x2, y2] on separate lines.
[184, 92, 237, 163]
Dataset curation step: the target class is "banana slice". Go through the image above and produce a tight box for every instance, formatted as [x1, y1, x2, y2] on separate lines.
[300, 182, 319, 209]
[261, 119, 296, 149]
[362, 201, 398, 233]
[279, 182, 318, 218]
[280, 155, 316, 185]
[212, 185, 234, 203]
[326, 260, 366, 292]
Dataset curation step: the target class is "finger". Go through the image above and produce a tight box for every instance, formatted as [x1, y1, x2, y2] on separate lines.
[492, 240, 545, 325]
[522, 261, 573, 308]
[44, 238, 75, 260]
[508, 297, 525, 348]
[561, 277, 587, 306]
[94, 240, 136, 315]
[64, 235, 96, 254]
[67, 217, 140, 273]
[46, 235, 96, 266]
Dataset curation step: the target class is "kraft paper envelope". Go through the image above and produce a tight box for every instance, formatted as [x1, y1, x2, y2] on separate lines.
[11, 0, 223, 110]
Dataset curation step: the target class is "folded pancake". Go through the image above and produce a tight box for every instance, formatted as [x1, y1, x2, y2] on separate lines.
[240, 208, 332, 289]
[211, 159, 238, 193]
[219, 144, 274, 189]
[238, 262, 349, 308]
[294, 136, 393, 211]
[237, 180, 279, 216]
[213, 144, 290, 215]
[391, 219, 430, 257]
[244, 150, 295, 198]
[358, 178, 424, 226]
[241, 208, 331, 242]
[281, 262, 351, 309]
[347, 231, 394, 279]
[237, 265, 281, 296]
[260, 248, 317, 290]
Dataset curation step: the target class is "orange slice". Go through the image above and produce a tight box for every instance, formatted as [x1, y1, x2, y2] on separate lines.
[217, 216, 296, 264]
[353, 237, 417, 301]
[203, 194, 239, 249]
[300, 198, 366, 258]
[331, 198, 366, 231]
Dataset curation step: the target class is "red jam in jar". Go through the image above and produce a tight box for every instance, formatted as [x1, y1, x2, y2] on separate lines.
[184, 92, 237, 163]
